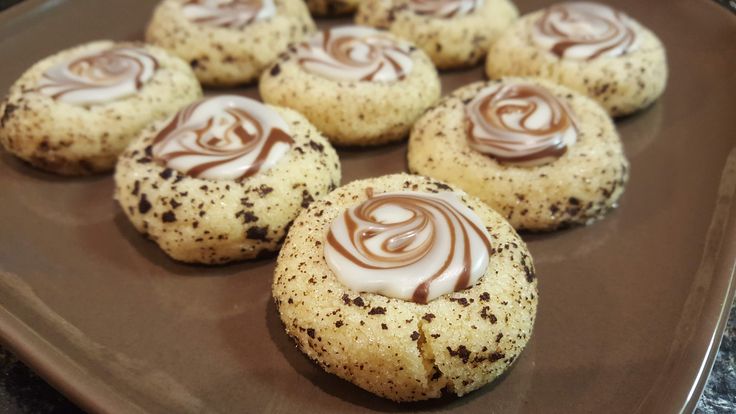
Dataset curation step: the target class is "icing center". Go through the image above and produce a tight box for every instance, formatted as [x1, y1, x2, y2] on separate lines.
[532, 1, 639, 60]
[407, 0, 483, 18]
[182, 0, 276, 29]
[296, 26, 414, 82]
[152, 95, 294, 180]
[37, 46, 158, 105]
[325, 190, 492, 304]
[465, 83, 578, 167]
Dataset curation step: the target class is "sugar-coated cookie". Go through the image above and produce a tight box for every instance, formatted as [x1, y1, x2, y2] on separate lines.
[356, 0, 518, 69]
[146, 0, 316, 86]
[408, 77, 628, 231]
[306, 0, 359, 15]
[259, 25, 441, 146]
[485, 1, 667, 117]
[114, 95, 340, 264]
[0, 41, 201, 175]
[273, 173, 537, 401]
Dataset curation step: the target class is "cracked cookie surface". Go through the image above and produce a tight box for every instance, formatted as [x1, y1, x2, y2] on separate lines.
[272, 173, 537, 401]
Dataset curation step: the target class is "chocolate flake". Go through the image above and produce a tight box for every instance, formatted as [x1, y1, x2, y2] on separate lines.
[447, 345, 470, 363]
[490, 352, 505, 362]
[138, 194, 152, 214]
[0, 103, 18, 128]
[301, 190, 314, 208]
[480, 306, 497, 324]
[430, 369, 442, 381]
[432, 181, 452, 191]
[256, 185, 273, 197]
[521, 254, 535, 283]
[246, 226, 269, 241]
[450, 297, 469, 307]
[308, 140, 324, 152]
[270, 64, 281, 76]
[159, 168, 173, 180]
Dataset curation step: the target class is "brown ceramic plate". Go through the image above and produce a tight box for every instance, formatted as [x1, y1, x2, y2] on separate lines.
[1, 0, 735, 413]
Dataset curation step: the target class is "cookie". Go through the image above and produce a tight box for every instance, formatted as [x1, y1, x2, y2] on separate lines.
[273, 173, 537, 401]
[0, 41, 201, 175]
[146, 0, 316, 86]
[356, 0, 518, 69]
[408, 77, 629, 231]
[306, 0, 359, 15]
[259, 25, 441, 146]
[485, 1, 667, 117]
[114, 95, 341, 264]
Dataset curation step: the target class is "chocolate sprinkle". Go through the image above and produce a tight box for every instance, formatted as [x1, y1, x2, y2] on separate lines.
[138, 194, 152, 214]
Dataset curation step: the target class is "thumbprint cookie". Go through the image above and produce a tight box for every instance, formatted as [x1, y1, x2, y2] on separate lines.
[273, 173, 537, 401]
[114, 95, 340, 264]
[259, 25, 441, 146]
[0, 41, 201, 175]
[146, 0, 316, 86]
[408, 77, 629, 231]
[356, 0, 518, 69]
[485, 1, 667, 117]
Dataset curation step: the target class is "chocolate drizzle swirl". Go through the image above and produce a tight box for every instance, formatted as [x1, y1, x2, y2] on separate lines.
[296, 26, 414, 82]
[152, 95, 294, 181]
[407, 0, 483, 18]
[37, 46, 158, 105]
[181, 0, 274, 29]
[532, 2, 638, 60]
[325, 190, 492, 304]
[466, 83, 578, 166]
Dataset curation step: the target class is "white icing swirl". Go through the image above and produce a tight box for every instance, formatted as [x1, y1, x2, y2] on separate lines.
[152, 95, 293, 180]
[325, 190, 492, 304]
[295, 26, 414, 82]
[532, 2, 639, 60]
[466, 83, 578, 167]
[407, 0, 483, 18]
[37, 46, 158, 105]
[182, 0, 275, 29]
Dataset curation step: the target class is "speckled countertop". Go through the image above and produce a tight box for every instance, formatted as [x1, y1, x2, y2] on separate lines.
[0, 0, 735, 413]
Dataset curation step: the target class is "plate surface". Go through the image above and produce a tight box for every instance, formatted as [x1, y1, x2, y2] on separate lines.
[1, 1, 735, 413]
